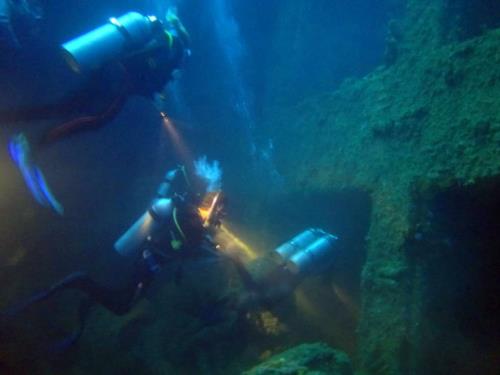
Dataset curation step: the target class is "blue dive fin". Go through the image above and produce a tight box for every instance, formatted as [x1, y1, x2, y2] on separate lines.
[8, 133, 64, 215]
[34, 167, 64, 215]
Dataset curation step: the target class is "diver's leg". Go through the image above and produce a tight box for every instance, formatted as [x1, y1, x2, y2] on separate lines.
[49, 271, 146, 316]
[2, 271, 147, 354]
[0, 86, 94, 124]
[0, 103, 60, 123]
[46, 296, 94, 354]
[4, 271, 142, 317]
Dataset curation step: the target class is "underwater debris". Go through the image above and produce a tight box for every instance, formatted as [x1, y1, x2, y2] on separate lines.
[247, 310, 287, 336]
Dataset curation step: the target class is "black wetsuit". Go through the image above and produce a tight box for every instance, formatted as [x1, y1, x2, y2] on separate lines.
[2, 250, 160, 350]
[2, 200, 210, 351]
[0, 22, 187, 147]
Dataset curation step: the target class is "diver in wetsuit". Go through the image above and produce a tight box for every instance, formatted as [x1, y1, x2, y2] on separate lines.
[3, 158, 342, 355]
[4, 9, 191, 214]
[41, 9, 191, 144]
[5, 9, 190, 140]
[4, 162, 224, 351]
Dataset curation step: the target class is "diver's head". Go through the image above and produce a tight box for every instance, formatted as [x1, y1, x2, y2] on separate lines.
[165, 7, 190, 50]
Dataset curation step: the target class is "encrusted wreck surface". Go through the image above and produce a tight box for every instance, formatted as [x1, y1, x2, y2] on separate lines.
[257, 0, 500, 374]
[243, 342, 353, 375]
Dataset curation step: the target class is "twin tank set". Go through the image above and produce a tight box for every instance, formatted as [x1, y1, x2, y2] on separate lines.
[274, 228, 339, 277]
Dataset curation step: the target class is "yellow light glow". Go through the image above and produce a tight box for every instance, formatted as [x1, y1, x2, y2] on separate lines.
[294, 286, 347, 344]
[198, 192, 220, 227]
[198, 207, 210, 221]
[331, 282, 359, 318]
[215, 223, 258, 262]
[294, 285, 358, 354]
[294, 288, 320, 318]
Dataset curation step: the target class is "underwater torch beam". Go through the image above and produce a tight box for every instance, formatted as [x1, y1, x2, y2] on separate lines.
[161, 113, 193, 165]
[214, 224, 258, 262]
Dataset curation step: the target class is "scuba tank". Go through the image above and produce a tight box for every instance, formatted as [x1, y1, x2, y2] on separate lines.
[274, 228, 322, 261]
[114, 198, 173, 257]
[287, 233, 339, 275]
[61, 12, 163, 73]
[113, 167, 185, 257]
[273, 228, 339, 276]
[234, 228, 340, 308]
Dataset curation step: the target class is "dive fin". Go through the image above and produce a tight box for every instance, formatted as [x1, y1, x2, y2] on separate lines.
[34, 167, 64, 215]
[8, 133, 64, 215]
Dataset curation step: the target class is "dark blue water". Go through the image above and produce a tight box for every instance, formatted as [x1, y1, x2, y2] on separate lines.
[1, 1, 498, 374]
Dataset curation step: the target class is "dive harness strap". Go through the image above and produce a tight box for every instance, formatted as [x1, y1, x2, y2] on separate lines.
[172, 206, 186, 240]
[164, 30, 174, 49]
[147, 203, 186, 251]
[108, 17, 133, 44]
[148, 205, 167, 223]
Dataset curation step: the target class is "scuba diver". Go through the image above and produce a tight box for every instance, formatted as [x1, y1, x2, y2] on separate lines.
[3, 158, 225, 352]
[0, 158, 338, 354]
[3, 8, 191, 215]
[2, 155, 341, 355]
[224, 228, 340, 314]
